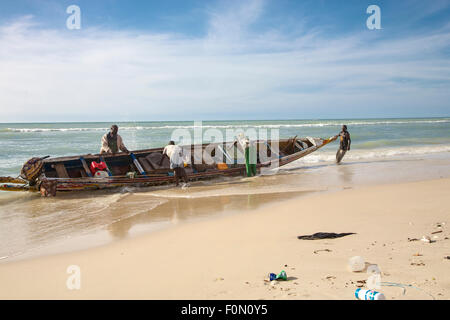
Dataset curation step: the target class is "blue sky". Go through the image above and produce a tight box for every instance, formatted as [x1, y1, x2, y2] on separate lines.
[0, 0, 449, 122]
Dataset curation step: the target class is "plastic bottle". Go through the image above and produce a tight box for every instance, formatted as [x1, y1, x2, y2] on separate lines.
[268, 270, 287, 281]
[355, 288, 386, 300]
[348, 256, 365, 272]
[276, 270, 287, 281]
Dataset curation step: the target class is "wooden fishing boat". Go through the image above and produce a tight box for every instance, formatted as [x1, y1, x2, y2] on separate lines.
[0, 135, 337, 196]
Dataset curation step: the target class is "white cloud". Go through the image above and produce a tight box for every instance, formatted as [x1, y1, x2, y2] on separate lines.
[207, 0, 264, 41]
[0, 1, 449, 122]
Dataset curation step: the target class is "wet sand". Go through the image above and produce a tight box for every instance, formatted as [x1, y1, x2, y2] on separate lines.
[0, 153, 449, 262]
[0, 177, 449, 299]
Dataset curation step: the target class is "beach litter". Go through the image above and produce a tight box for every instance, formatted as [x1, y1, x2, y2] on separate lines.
[407, 238, 419, 242]
[355, 288, 386, 300]
[444, 256, 450, 260]
[421, 236, 434, 243]
[348, 256, 365, 272]
[297, 232, 356, 240]
[431, 230, 442, 234]
[268, 270, 288, 281]
[355, 280, 366, 288]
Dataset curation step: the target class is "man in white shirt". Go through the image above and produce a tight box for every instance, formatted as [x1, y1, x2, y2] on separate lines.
[160, 141, 189, 186]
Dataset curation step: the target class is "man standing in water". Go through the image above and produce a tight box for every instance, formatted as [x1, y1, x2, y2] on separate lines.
[336, 125, 351, 164]
[100, 125, 129, 154]
[160, 141, 189, 187]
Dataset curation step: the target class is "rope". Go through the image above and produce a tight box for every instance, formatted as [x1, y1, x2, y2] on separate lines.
[0, 176, 27, 184]
[379, 282, 436, 300]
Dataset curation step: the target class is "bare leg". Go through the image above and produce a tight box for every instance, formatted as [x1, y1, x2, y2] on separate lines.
[39, 179, 57, 197]
[336, 149, 346, 164]
[174, 169, 179, 186]
[181, 168, 189, 184]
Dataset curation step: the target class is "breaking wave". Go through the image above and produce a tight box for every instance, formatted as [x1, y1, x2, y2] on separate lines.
[293, 144, 450, 164]
[2, 119, 449, 133]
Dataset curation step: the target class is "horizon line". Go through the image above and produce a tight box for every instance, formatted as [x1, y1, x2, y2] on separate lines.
[1, 115, 449, 124]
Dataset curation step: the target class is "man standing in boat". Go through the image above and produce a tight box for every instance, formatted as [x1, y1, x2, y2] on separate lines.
[100, 125, 129, 154]
[336, 125, 351, 163]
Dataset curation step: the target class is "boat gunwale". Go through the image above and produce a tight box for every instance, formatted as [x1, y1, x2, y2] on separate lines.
[42, 138, 298, 163]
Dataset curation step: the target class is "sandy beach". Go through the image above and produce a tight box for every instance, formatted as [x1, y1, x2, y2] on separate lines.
[0, 177, 448, 300]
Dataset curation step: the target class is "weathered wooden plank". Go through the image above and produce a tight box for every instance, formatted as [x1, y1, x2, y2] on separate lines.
[53, 163, 69, 178]
[138, 158, 153, 173]
[79, 157, 93, 177]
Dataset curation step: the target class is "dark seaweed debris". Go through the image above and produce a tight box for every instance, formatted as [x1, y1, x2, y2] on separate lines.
[297, 232, 356, 240]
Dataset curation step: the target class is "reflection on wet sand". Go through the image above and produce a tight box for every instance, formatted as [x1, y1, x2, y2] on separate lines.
[106, 190, 309, 239]
[337, 163, 354, 185]
[0, 174, 314, 260]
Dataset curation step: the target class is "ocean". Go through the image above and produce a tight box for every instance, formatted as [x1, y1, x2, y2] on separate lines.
[1, 118, 449, 176]
[1, 118, 449, 261]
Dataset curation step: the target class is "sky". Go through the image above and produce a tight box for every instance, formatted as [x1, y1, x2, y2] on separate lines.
[0, 0, 449, 122]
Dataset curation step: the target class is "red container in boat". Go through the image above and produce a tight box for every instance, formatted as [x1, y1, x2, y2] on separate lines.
[90, 161, 107, 175]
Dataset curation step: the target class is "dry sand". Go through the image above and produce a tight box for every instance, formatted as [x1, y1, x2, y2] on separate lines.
[0, 178, 449, 300]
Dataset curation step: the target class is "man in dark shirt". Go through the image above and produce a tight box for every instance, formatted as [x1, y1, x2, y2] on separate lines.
[336, 125, 351, 163]
[100, 125, 129, 154]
